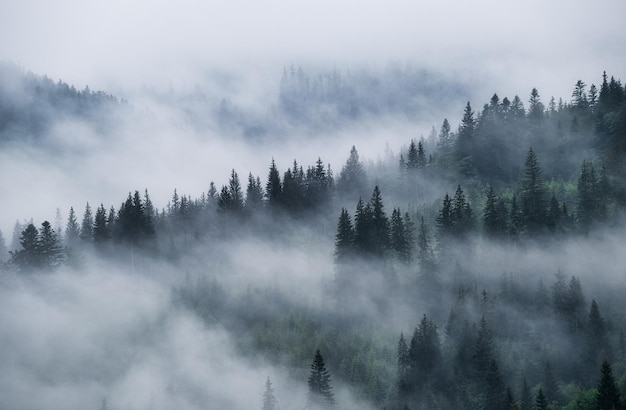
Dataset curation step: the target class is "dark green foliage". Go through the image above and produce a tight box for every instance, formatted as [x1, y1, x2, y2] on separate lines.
[535, 387, 549, 410]
[397, 332, 411, 403]
[586, 300, 610, 374]
[417, 217, 436, 275]
[596, 361, 621, 410]
[306, 350, 336, 410]
[408, 315, 442, 392]
[265, 159, 282, 206]
[334, 208, 354, 263]
[10, 221, 63, 271]
[79, 203, 93, 243]
[93, 204, 110, 245]
[245, 173, 265, 212]
[519, 148, 547, 233]
[116, 191, 155, 245]
[218, 169, 244, 213]
[389, 208, 413, 264]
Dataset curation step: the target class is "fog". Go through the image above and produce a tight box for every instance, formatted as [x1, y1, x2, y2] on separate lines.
[1, 1, 626, 409]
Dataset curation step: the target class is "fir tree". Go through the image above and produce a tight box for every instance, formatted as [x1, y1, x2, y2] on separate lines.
[65, 207, 80, 248]
[334, 208, 354, 263]
[535, 388, 549, 410]
[306, 350, 336, 410]
[266, 159, 282, 206]
[596, 360, 622, 410]
[336, 145, 366, 199]
[519, 148, 547, 233]
[262, 376, 278, 410]
[397, 332, 411, 402]
[80, 202, 94, 243]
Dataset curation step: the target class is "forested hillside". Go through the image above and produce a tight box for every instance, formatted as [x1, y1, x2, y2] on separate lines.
[2, 66, 626, 410]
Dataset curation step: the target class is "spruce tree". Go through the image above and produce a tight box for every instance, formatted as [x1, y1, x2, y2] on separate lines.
[80, 202, 94, 243]
[368, 186, 389, 256]
[306, 350, 336, 410]
[397, 332, 411, 402]
[596, 360, 622, 410]
[519, 148, 547, 233]
[334, 208, 354, 263]
[262, 376, 278, 410]
[93, 204, 110, 245]
[246, 173, 264, 212]
[65, 207, 80, 248]
[535, 388, 549, 410]
[337, 145, 366, 199]
[266, 159, 282, 206]
[38, 221, 62, 270]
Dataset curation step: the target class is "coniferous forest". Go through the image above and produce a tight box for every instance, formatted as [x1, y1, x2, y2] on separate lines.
[2, 59, 626, 409]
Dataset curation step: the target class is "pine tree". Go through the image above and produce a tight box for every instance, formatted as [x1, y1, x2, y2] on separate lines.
[80, 203, 94, 243]
[397, 332, 411, 402]
[409, 314, 442, 390]
[457, 102, 475, 162]
[337, 146, 366, 199]
[436, 193, 453, 237]
[334, 208, 354, 263]
[65, 207, 80, 248]
[519, 148, 547, 233]
[246, 173, 265, 212]
[596, 360, 622, 410]
[528, 88, 545, 122]
[262, 376, 279, 410]
[535, 388, 549, 410]
[10, 224, 41, 271]
[93, 204, 110, 245]
[407, 139, 419, 170]
[390, 208, 411, 263]
[586, 299, 610, 374]
[369, 186, 389, 256]
[417, 216, 435, 274]
[577, 159, 599, 232]
[306, 350, 336, 410]
[38, 221, 62, 270]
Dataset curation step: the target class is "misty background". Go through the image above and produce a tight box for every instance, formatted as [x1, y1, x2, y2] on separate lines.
[1, 1, 626, 409]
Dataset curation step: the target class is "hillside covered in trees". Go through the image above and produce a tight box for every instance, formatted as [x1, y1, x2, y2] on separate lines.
[1, 66, 626, 410]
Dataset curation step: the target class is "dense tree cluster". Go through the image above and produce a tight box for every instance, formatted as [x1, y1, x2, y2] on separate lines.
[2, 68, 626, 410]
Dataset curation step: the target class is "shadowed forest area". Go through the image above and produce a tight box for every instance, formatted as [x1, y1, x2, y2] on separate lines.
[1, 63, 626, 409]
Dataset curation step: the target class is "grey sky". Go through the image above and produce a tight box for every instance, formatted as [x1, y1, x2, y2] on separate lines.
[1, 0, 624, 99]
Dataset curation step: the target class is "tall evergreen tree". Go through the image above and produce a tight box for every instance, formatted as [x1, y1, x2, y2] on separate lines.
[265, 159, 282, 206]
[65, 206, 80, 248]
[262, 376, 278, 410]
[519, 148, 547, 233]
[246, 173, 265, 212]
[596, 360, 622, 410]
[417, 216, 436, 275]
[397, 332, 411, 403]
[80, 202, 94, 243]
[534, 388, 549, 410]
[93, 204, 110, 245]
[409, 314, 442, 391]
[368, 185, 389, 256]
[336, 145, 366, 199]
[586, 299, 610, 374]
[306, 350, 336, 410]
[334, 208, 354, 263]
[38, 221, 62, 270]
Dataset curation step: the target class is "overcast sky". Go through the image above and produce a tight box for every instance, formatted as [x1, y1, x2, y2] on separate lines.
[1, 0, 625, 100]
